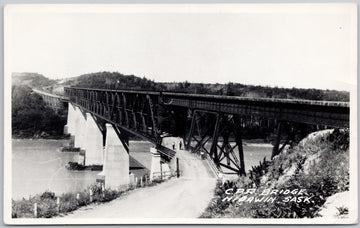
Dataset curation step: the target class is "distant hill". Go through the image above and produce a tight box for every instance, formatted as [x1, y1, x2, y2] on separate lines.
[12, 72, 57, 89]
[62, 72, 166, 91]
[12, 71, 350, 102]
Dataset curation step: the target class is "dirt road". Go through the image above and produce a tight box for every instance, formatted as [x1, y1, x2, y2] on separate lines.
[61, 149, 217, 218]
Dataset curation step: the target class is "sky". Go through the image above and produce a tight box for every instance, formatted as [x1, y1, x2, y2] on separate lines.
[5, 4, 357, 91]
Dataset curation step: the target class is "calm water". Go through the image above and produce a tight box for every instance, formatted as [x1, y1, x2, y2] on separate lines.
[242, 143, 273, 172]
[12, 139, 153, 200]
[12, 139, 272, 200]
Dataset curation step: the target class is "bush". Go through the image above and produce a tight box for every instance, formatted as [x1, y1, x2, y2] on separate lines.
[37, 199, 58, 218]
[40, 191, 55, 200]
[249, 157, 271, 187]
[60, 192, 78, 213]
[11, 184, 119, 218]
[12, 172, 172, 218]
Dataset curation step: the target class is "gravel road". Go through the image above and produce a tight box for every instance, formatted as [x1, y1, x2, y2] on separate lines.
[61, 148, 217, 218]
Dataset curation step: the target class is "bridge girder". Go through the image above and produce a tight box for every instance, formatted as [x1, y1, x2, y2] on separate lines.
[64, 87, 350, 175]
[66, 87, 161, 146]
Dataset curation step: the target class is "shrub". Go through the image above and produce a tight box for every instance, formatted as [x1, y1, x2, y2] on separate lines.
[37, 199, 58, 218]
[12, 172, 173, 218]
[337, 206, 348, 216]
[60, 192, 78, 213]
[40, 191, 55, 201]
[249, 157, 271, 187]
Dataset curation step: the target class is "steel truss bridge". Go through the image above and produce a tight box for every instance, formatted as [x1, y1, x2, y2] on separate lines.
[51, 87, 349, 175]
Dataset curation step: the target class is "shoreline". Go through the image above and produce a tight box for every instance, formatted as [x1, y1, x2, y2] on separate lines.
[12, 136, 271, 144]
[12, 134, 70, 140]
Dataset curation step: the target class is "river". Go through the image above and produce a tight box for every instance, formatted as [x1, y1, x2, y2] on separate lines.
[12, 138, 272, 200]
[12, 139, 153, 200]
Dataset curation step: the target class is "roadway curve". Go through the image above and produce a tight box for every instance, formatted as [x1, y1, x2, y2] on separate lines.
[61, 148, 217, 219]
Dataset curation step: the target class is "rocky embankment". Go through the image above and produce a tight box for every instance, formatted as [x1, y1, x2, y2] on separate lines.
[201, 128, 350, 219]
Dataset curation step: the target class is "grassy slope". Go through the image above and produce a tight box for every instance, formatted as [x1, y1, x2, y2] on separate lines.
[201, 128, 349, 218]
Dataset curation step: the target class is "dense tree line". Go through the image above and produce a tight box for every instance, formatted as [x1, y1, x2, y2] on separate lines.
[167, 81, 349, 101]
[12, 85, 66, 138]
[66, 72, 349, 102]
[63, 72, 167, 91]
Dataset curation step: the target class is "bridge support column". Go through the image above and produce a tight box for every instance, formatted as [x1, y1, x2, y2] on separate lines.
[102, 124, 129, 190]
[74, 107, 87, 149]
[84, 113, 104, 166]
[65, 103, 77, 135]
[150, 147, 161, 181]
[149, 147, 171, 181]
[185, 111, 246, 176]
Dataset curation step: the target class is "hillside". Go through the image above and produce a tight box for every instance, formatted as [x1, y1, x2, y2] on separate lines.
[12, 85, 66, 138]
[12, 72, 57, 89]
[201, 128, 350, 219]
[62, 72, 165, 91]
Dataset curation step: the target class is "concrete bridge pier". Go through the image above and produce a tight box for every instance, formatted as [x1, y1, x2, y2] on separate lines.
[150, 148, 161, 181]
[64, 103, 77, 135]
[84, 113, 104, 166]
[101, 124, 129, 190]
[74, 107, 87, 150]
[150, 147, 171, 181]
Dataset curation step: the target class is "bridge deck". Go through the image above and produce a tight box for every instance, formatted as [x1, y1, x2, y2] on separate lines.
[64, 87, 349, 128]
[162, 92, 349, 127]
[65, 86, 348, 107]
[32, 88, 69, 101]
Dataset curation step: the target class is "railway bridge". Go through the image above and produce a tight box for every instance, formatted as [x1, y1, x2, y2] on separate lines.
[32, 89, 69, 114]
[34, 87, 349, 189]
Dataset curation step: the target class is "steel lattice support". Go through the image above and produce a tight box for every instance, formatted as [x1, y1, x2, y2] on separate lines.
[185, 110, 246, 175]
[271, 121, 310, 159]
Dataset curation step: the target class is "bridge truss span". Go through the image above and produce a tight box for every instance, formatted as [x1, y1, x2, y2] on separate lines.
[64, 86, 349, 176]
[65, 87, 162, 145]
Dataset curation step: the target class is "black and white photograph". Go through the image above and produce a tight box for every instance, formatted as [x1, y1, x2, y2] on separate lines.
[3, 3, 358, 224]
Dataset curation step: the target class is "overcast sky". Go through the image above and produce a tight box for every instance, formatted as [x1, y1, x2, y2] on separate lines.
[5, 4, 357, 91]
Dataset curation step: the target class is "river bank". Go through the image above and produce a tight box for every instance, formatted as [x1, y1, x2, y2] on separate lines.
[12, 134, 70, 140]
